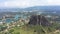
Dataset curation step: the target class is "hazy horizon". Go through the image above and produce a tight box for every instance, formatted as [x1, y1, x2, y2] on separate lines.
[0, 0, 60, 8]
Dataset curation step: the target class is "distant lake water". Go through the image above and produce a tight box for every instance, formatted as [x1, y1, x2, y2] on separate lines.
[5, 19, 12, 23]
[0, 14, 28, 23]
[6, 15, 20, 23]
[5, 15, 27, 23]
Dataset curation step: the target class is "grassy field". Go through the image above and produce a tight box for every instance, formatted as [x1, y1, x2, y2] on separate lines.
[7, 25, 36, 34]
[4, 24, 60, 34]
[0, 22, 60, 34]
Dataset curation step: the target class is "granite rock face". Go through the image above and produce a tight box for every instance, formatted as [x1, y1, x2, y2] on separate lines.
[28, 15, 51, 26]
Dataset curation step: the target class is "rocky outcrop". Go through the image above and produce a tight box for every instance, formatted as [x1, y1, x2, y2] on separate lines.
[28, 15, 51, 26]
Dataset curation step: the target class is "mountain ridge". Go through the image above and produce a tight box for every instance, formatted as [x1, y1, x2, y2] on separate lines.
[0, 6, 60, 12]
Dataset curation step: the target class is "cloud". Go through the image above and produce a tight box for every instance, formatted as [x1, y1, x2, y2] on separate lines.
[0, 0, 31, 8]
[0, 0, 60, 8]
[47, 0, 60, 5]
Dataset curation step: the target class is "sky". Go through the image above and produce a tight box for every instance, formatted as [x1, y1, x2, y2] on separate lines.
[0, 0, 60, 8]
